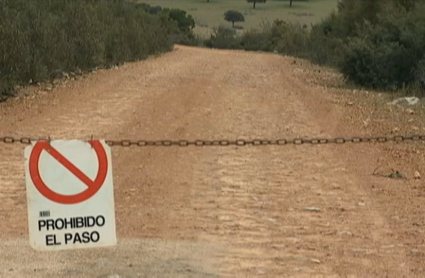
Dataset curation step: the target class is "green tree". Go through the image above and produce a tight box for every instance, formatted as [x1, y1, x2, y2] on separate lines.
[224, 10, 245, 27]
[246, 0, 266, 9]
[165, 8, 195, 33]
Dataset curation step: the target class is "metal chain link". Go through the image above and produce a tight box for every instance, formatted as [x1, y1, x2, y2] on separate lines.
[2, 135, 425, 147]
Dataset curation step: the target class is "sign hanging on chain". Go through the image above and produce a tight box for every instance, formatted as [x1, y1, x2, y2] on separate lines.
[24, 140, 116, 251]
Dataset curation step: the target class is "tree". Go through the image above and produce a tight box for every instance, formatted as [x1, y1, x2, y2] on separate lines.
[163, 8, 195, 32]
[224, 10, 245, 27]
[246, 0, 266, 9]
[290, 0, 293, 7]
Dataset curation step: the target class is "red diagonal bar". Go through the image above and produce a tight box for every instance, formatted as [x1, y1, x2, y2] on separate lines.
[43, 144, 96, 188]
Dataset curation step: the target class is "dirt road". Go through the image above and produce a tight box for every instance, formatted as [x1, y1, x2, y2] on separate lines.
[1, 45, 425, 277]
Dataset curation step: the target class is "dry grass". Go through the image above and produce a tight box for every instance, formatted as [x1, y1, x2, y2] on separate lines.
[136, 0, 338, 37]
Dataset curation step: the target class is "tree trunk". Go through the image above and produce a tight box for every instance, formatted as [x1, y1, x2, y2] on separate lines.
[232, 21, 235, 27]
[253, 1, 256, 9]
[290, 0, 293, 7]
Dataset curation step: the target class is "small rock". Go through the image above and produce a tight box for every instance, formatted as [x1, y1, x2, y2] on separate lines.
[338, 231, 353, 236]
[408, 118, 414, 123]
[267, 218, 277, 223]
[46, 86, 53, 91]
[363, 118, 370, 127]
[358, 202, 366, 206]
[388, 170, 404, 179]
[51, 70, 67, 79]
[304, 207, 321, 212]
[347, 101, 354, 106]
[311, 259, 321, 264]
[411, 249, 419, 254]
[412, 126, 419, 131]
[392, 127, 400, 133]
[414, 171, 421, 179]
[294, 267, 301, 271]
[406, 108, 415, 114]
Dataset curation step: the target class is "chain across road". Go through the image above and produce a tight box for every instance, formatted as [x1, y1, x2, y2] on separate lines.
[2, 134, 425, 147]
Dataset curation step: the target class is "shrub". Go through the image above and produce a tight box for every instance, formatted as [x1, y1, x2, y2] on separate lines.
[240, 28, 271, 51]
[204, 26, 242, 49]
[339, 1, 425, 91]
[202, 0, 425, 92]
[414, 58, 425, 92]
[0, 0, 183, 101]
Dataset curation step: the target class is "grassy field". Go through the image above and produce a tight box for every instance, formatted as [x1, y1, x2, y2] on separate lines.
[136, 0, 338, 37]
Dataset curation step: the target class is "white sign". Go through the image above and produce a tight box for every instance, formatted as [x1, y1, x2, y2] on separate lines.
[24, 140, 116, 251]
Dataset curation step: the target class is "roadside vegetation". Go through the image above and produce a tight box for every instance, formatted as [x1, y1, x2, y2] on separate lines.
[0, 0, 196, 101]
[203, 0, 425, 94]
[1, 0, 424, 100]
[137, 0, 337, 37]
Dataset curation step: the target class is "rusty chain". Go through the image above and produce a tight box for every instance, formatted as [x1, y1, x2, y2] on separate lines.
[1, 134, 425, 147]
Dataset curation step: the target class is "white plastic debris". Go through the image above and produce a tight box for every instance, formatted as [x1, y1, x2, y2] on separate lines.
[387, 97, 420, 106]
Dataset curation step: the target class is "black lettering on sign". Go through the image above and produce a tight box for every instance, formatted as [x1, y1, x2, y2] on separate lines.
[46, 219, 55, 231]
[64, 231, 101, 245]
[96, 216, 105, 227]
[39, 211, 50, 217]
[38, 216, 106, 231]
[38, 220, 46, 231]
[75, 217, 84, 228]
[91, 231, 100, 242]
[64, 233, 73, 244]
[45, 234, 61, 246]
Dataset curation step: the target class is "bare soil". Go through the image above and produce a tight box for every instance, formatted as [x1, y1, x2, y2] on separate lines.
[1, 45, 425, 277]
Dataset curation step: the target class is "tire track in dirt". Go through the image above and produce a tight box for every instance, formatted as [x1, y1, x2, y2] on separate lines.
[166, 50, 410, 277]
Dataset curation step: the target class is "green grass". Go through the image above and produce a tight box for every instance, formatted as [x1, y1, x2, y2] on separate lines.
[136, 0, 338, 37]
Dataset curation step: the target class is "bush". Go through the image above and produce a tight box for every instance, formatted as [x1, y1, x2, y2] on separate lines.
[0, 0, 185, 101]
[269, 20, 309, 56]
[240, 28, 271, 51]
[202, 0, 425, 92]
[204, 26, 242, 49]
[339, 2, 425, 91]
[414, 58, 425, 92]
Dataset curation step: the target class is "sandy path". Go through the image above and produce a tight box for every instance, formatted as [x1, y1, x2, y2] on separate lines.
[1, 45, 424, 277]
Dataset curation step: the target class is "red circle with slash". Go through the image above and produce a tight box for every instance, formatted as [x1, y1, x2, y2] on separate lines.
[29, 140, 108, 204]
